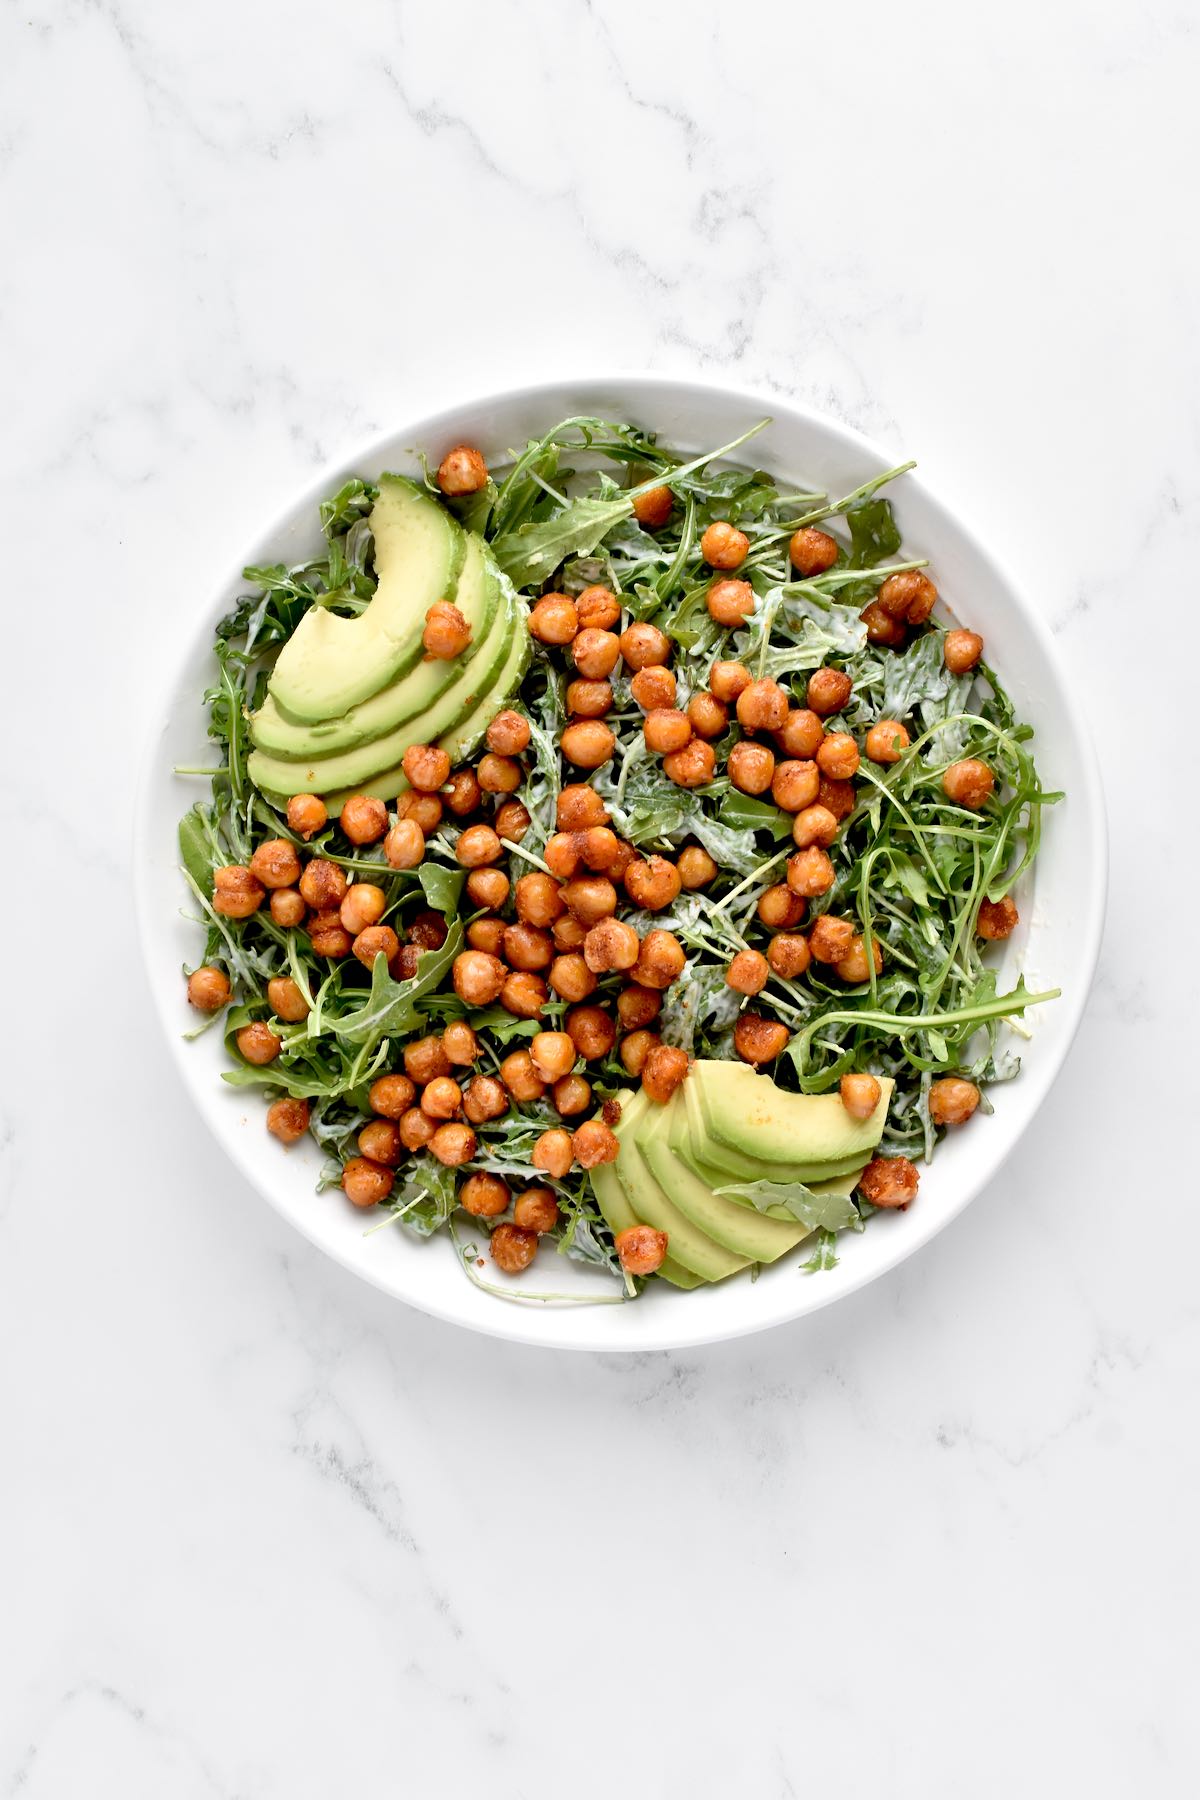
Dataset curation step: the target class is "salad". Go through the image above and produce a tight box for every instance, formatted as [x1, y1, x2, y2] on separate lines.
[178, 416, 1059, 1302]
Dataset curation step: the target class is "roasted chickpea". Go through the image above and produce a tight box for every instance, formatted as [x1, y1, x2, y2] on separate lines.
[677, 845, 718, 889]
[501, 971, 548, 1018]
[514, 872, 565, 928]
[566, 678, 613, 718]
[403, 1036, 451, 1087]
[768, 932, 811, 978]
[633, 929, 686, 990]
[489, 1221, 538, 1273]
[620, 1029, 661, 1076]
[342, 1156, 393, 1208]
[865, 720, 910, 765]
[701, 519, 750, 569]
[477, 753, 521, 795]
[514, 1188, 560, 1233]
[641, 1043, 690, 1105]
[680, 695, 725, 746]
[608, 839, 638, 882]
[236, 1020, 281, 1065]
[663, 739, 716, 788]
[269, 888, 306, 927]
[566, 1005, 616, 1062]
[858, 1155, 919, 1208]
[632, 485, 674, 529]
[772, 759, 821, 812]
[545, 833, 581, 880]
[465, 867, 510, 910]
[786, 847, 835, 898]
[436, 444, 488, 495]
[437, 1021, 477, 1068]
[709, 660, 751, 703]
[728, 741, 776, 796]
[561, 720, 616, 769]
[466, 918, 507, 955]
[818, 776, 857, 822]
[494, 800, 532, 843]
[840, 1073, 882, 1121]
[943, 759, 995, 809]
[429, 1122, 476, 1167]
[630, 665, 677, 711]
[553, 1073, 592, 1117]
[420, 1076, 463, 1120]
[187, 966, 230, 1012]
[977, 895, 1019, 940]
[572, 1119, 620, 1167]
[402, 744, 452, 793]
[616, 984, 662, 1029]
[619, 622, 670, 670]
[380, 819, 423, 871]
[576, 584, 623, 630]
[422, 600, 471, 660]
[944, 629, 984, 675]
[878, 569, 938, 624]
[213, 865, 265, 918]
[409, 910, 448, 950]
[574, 826, 618, 873]
[353, 925, 400, 970]
[455, 823, 504, 867]
[791, 804, 839, 849]
[928, 1077, 982, 1126]
[733, 1013, 789, 1066]
[807, 667, 852, 716]
[809, 915, 857, 964]
[532, 1127, 574, 1179]
[788, 526, 839, 575]
[369, 1073, 416, 1118]
[643, 709, 693, 754]
[583, 918, 640, 973]
[530, 1030, 576, 1083]
[572, 627, 621, 679]
[615, 1224, 668, 1274]
[267, 975, 309, 1022]
[251, 838, 302, 889]
[502, 922, 553, 972]
[727, 949, 769, 995]
[707, 577, 755, 626]
[298, 859, 347, 911]
[561, 875, 618, 925]
[339, 883, 386, 935]
[624, 855, 682, 912]
[755, 886, 806, 936]
[499, 1049, 547, 1102]
[776, 708, 825, 758]
[529, 593, 579, 645]
[398, 1107, 437, 1152]
[736, 679, 789, 734]
[817, 732, 860, 780]
[557, 785, 609, 831]
[397, 790, 443, 833]
[267, 1096, 310, 1145]
[391, 944, 421, 980]
[549, 953, 597, 1003]
[459, 1173, 510, 1218]
[358, 1118, 404, 1166]
[836, 935, 884, 984]
[452, 950, 506, 1005]
[287, 793, 327, 840]
[442, 768, 482, 816]
[462, 1075, 510, 1124]
[485, 707, 531, 756]
[308, 911, 352, 958]
[861, 599, 907, 647]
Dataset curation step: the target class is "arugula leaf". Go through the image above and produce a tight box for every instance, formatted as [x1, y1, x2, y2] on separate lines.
[328, 923, 464, 1045]
[715, 1180, 861, 1233]
[417, 861, 466, 916]
[846, 496, 902, 567]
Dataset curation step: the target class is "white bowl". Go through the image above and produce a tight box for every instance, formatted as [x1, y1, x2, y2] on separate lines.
[135, 374, 1106, 1351]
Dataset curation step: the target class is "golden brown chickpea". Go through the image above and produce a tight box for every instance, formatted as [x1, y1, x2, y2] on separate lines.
[776, 708, 825, 758]
[620, 1029, 661, 1076]
[572, 627, 621, 679]
[701, 519, 750, 569]
[422, 600, 471, 660]
[500, 1049, 548, 1102]
[858, 1155, 919, 1208]
[576, 584, 623, 630]
[477, 753, 522, 795]
[840, 1073, 882, 1121]
[575, 826, 619, 872]
[267, 1096, 310, 1145]
[642, 1043, 690, 1105]
[455, 823, 504, 867]
[771, 759, 821, 812]
[251, 838, 302, 889]
[757, 883, 806, 929]
[441, 1020, 479, 1067]
[786, 847, 835, 898]
[286, 793, 327, 841]
[267, 975, 309, 1023]
[530, 1030, 577, 1082]
[409, 910, 448, 949]
[514, 872, 565, 927]
[616, 984, 662, 1029]
[619, 622, 671, 670]
[380, 819, 423, 871]
[878, 569, 938, 624]
[561, 875, 618, 925]
[561, 719, 616, 769]
[269, 888, 306, 927]
[615, 1223, 668, 1274]
[865, 720, 910, 765]
[624, 855, 682, 912]
[977, 895, 1019, 940]
[791, 804, 839, 849]
[836, 935, 884, 983]
[420, 1075, 463, 1120]
[943, 759, 995, 809]
[403, 1035, 451, 1086]
[213, 865, 266, 919]
[817, 732, 861, 780]
[807, 667, 853, 716]
[553, 1073, 592, 1117]
[544, 829, 582, 879]
[466, 918, 507, 956]
[728, 741, 776, 795]
[663, 737, 716, 788]
[768, 932, 811, 978]
[529, 593, 579, 645]
[687, 691, 728, 740]
[736, 679, 789, 734]
[707, 577, 755, 626]
[489, 1221, 538, 1273]
[944, 629, 984, 675]
[734, 1013, 790, 1066]
[398, 1107, 437, 1152]
[677, 844, 718, 890]
[494, 800, 532, 843]
[342, 1156, 394, 1208]
[809, 915, 857, 964]
[462, 1075, 510, 1124]
[572, 1118, 620, 1167]
[818, 776, 857, 823]
[928, 1077, 982, 1126]
[514, 1187, 560, 1234]
[369, 1073, 416, 1118]
[860, 599, 907, 647]
[727, 949, 769, 995]
[236, 1020, 282, 1065]
[632, 485, 674, 529]
[452, 949, 507, 1005]
[583, 918, 641, 973]
[465, 867, 510, 910]
[633, 929, 686, 990]
[532, 1127, 574, 1179]
[788, 526, 839, 575]
[630, 665, 677, 712]
[397, 790, 444, 833]
[460, 1173, 510, 1218]
[500, 971, 548, 1018]
[442, 768, 482, 816]
[643, 709, 693, 755]
[566, 1004, 617, 1061]
[436, 444, 488, 495]
[608, 839, 639, 882]
[353, 925, 400, 970]
[557, 784, 609, 831]
[429, 1122, 477, 1167]
[548, 953, 597, 1003]
[308, 911, 352, 959]
[358, 1118, 404, 1166]
[709, 660, 752, 703]
[187, 966, 231, 1012]
[485, 708, 531, 756]
[339, 883, 387, 935]
[298, 859, 347, 911]
[402, 744, 452, 793]
[392, 944, 422, 980]
[566, 678, 614, 719]
[502, 922, 554, 971]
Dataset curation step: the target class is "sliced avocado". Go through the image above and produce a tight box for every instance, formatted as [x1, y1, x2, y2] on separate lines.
[268, 475, 464, 722]
[680, 1076, 867, 1194]
[251, 535, 500, 757]
[588, 1159, 704, 1290]
[641, 1093, 812, 1263]
[611, 1090, 749, 1284]
[692, 1060, 893, 1164]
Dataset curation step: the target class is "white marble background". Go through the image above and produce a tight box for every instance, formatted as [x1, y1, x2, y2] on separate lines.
[2, 1, 1197, 1793]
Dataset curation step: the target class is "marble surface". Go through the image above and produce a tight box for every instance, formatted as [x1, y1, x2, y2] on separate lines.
[2, 1, 1197, 1793]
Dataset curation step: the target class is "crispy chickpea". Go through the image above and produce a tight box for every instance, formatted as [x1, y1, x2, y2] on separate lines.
[466, 917, 507, 955]
[529, 593, 579, 645]
[561, 720, 616, 769]
[776, 708, 825, 759]
[977, 895, 1019, 940]
[624, 855, 682, 912]
[633, 929, 686, 990]
[398, 1107, 437, 1151]
[620, 1029, 661, 1076]
[442, 768, 482, 816]
[943, 759, 995, 809]
[494, 800, 532, 843]
[572, 1118, 619, 1167]
[422, 600, 471, 661]
[369, 1073, 416, 1118]
[566, 1005, 616, 1061]
[817, 732, 860, 780]
[807, 667, 852, 716]
[187, 966, 230, 1012]
[558, 785, 609, 831]
[501, 971, 547, 1018]
[576, 584, 623, 630]
[677, 844, 718, 890]
[530, 1030, 576, 1083]
[577, 826, 621, 872]
[928, 1077, 982, 1127]
[251, 838, 302, 889]
[398, 791, 444, 833]
[358, 1118, 404, 1166]
[709, 660, 751, 703]
[861, 599, 907, 647]
[701, 519, 750, 569]
[944, 629, 984, 675]
[485, 707, 531, 756]
[866, 720, 910, 765]
[728, 741, 776, 796]
[381, 819, 424, 870]
[499, 1049, 546, 1102]
[836, 935, 884, 983]
[789, 526, 839, 575]
[632, 485, 674, 529]
[566, 678, 613, 718]
[615, 1224, 668, 1274]
[477, 753, 521, 795]
[353, 925, 400, 970]
[299, 859, 347, 911]
[768, 932, 811, 978]
[236, 1020, 281, 1065]
[545, 833, 581, 880]
[213, 865, 266, 918]
[809, 915, 857, 964]
[772, 759, 821, 812]
[643, 709, 693, 755]
[549, 953, 597, 1003]
[619, 622, 671, 670]
[515, 872, 565, 928]
[342, 1156, 393, 1208]
[436, 444, 488, 495]
[686, 691, 727, 740]
[572, 627, 621, 679]
[392, 944, 421, 979]
[459, 1173, 510, 1218]
[514, 1188, 560, 1234]
[287, 793, 327, 840]
[642, 1043, 690, 1105]
[339, 883, 386, 935]
[439, 1020, 478, 1067]
[502, 922, 553, 972]
[462, 1074, 509, 1124]
[736, 679, 789, 734]
[663, 739, 716, 788]
[840, 1073, 882, 1121]
[878, 569, 938, 624]
[267, 1097, 310, 1145]
[617, 984, 662, 1029]
[267, 975, 309, 1022]
[858, 1155, 919, 1208]
[420, 1076, 463, 1120]
[409, 910, 448, 950]
[489, 1221, 538, 1273]
[608, 839, 638, 882]
[532, 1127, 574, 1179]
[757, 884, 806, 929]
[630, 665, 677, 711]
[269, 888, 306, 927]
[465, 867, 510, 910]
[583, 918, 640, 974]
[404, 1035, 451, 1086]
[456, 823, 504, 867]
[707, 577, 755, 626]
[308, 911, 352, 958]
[562, 875, 618, 925]
[429, 1122, 476, 1167]
[791, 804, 839, 849]
[727, 949, 769, 995]
[818, 776, 857, 823]
[553, 1073, 592, 1117]
[403, 744, 452, 793]
[452, 950, 506, 1006]
[734, 1013, 789, 1066]
[787, 847, 835, 898]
